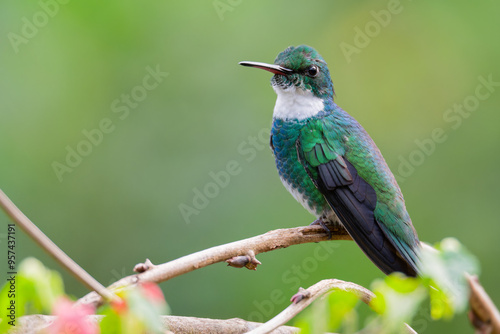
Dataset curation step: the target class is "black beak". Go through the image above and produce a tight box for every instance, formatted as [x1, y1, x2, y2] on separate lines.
[239, 61, 293, 76]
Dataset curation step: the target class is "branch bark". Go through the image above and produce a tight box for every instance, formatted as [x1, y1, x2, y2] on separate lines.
[467, 273, 500, 334]
[16, 314, 302, 334]
[77, 225, 352, 308]
[246, 279, 416, 334]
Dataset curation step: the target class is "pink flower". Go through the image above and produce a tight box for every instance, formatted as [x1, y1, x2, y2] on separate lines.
[47, 297, 98, 334]
[139, 282, 166, 305]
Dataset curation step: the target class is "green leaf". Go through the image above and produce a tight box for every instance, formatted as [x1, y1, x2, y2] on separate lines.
[98, 282, 169, 334]
[19, 257, 65, 312]
[128, 286, 166, 333]
[294, 288, 359, 333]
[428, 283, 454, 320]
[294, 297, 329, 334]
[98, 304, 122, 334]
[326, 289, 359, 331]
[419, 238, 480, 317]
[369, 274, 426, 333]
[0, 257, 64, 333]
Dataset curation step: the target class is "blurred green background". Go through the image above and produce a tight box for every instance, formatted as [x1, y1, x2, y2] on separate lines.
[1, 0, 499, 332]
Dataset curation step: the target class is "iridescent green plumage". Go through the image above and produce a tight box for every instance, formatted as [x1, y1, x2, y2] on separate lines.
[241, 45, 420, 276]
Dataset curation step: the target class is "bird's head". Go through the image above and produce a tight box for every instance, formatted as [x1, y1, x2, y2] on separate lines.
[240, 45, 334, 100]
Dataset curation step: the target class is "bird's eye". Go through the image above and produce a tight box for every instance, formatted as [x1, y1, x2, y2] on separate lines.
[306, 65, 319, 77]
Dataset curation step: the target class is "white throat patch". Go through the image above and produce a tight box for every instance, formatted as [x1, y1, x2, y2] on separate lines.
[272, 84, 324, 120]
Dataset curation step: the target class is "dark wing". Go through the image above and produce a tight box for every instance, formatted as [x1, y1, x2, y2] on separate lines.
[297, 139, 418, 276]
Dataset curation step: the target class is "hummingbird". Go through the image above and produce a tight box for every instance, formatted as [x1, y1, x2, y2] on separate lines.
[240, 45, 420, 276]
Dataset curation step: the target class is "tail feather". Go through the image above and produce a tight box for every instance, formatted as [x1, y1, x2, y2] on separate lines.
[316, 158, 420, 276]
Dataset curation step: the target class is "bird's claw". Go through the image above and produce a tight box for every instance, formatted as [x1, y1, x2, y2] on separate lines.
[310, 218, 332, 239]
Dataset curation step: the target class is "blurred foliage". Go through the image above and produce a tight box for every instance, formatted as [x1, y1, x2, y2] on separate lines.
[99, 282, 169, 334]
[0, 258, 168, 333]
[0, 258, 64, 333]
[420, 238, 480, 318]
[295, 238, 479, 333]
[294, 289, 359, 333]
[1, 1, 499, 333]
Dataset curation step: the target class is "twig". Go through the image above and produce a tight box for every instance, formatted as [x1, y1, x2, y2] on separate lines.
[16, 314, 301, 334]
[78, 225, 352, 307]
[246, 279, 416, 334]
[162, 315, 300, 334]
[0, 188, 117, 302]
[466, 273, 500, 334]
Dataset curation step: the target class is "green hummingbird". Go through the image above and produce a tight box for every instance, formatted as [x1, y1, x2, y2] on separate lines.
[240, 45, 420, 276]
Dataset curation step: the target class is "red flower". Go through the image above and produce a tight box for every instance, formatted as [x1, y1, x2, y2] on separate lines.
[110, 298, 128, 314]
[47, 297, 98, 334]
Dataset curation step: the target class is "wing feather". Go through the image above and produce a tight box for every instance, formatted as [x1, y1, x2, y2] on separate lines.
[298, 137, 418, 276]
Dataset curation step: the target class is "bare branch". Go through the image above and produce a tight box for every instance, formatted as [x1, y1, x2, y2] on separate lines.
[466, 273, 500, 334]
[17, 314, 301, 334]
[78, 225, 352, 307]
[246, 279, 370, 334]
[246, 279, 415, 334]
[0, 188, 118, 302]
[162, 315, 300, 334]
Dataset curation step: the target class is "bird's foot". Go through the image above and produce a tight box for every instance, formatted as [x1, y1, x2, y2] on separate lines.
[310, 218, 332, 239]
